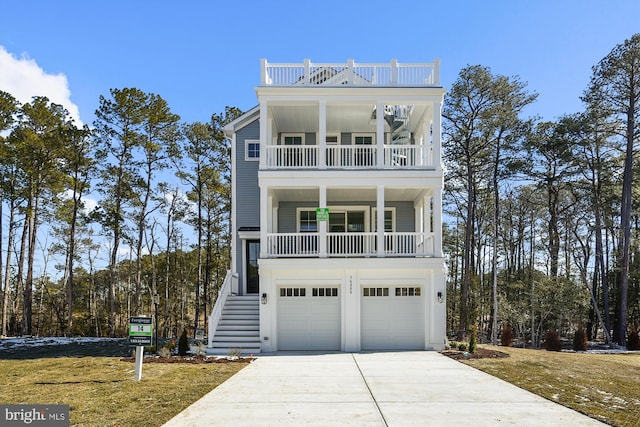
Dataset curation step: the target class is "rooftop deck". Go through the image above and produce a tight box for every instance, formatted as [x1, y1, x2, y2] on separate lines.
[260, 58, 441, 87]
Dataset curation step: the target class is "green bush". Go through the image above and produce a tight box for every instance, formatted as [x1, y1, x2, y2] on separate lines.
[469, 324, 477, 353]
[544, 328, 562, 352]
[458, 343, 467, 352]
[573, 328, 588, 351]
[178, 329, 189, 356]
[500, 324, 513, 347]
[628, 329, 640, 350]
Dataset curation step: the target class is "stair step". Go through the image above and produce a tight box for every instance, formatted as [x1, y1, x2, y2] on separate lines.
[213, 335, 260, 343]
[215, 330, 259, 336]
[222, 310, 259, 316]
[216, 325, 260, 335]
[219, 319, 259, 325]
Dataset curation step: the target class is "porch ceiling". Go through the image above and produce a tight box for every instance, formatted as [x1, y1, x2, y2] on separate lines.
[270, 187, 427, 203]
[269, 104, 430, 134]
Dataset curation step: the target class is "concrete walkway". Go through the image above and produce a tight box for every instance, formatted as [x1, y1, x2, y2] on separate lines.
[163, 351, 606, 426]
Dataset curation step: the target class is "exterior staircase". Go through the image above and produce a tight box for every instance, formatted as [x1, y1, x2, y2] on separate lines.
[207, 294, 260, 355]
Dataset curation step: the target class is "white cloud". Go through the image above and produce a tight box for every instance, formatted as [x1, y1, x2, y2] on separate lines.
[0, 45, 82, 125]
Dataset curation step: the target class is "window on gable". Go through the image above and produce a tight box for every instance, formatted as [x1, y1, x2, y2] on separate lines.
[245, 139, 260, 161]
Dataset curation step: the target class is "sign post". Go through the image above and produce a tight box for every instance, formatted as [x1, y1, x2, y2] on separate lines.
[129, 316, 153, 380]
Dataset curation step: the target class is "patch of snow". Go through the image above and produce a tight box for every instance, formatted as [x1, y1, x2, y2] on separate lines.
[0, 337, 121, 351]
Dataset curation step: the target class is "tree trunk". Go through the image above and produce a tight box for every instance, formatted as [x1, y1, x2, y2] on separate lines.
[1, 199, 16, 337]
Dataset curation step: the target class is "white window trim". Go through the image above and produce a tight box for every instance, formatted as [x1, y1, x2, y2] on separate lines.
[296, 207, 318, 233]
[244, 139, 260, 161]
[351, 133, 375, 145]
[372, 207, 396, 232]
[281, 133, 306, 145]
[297, 206, 371, 233]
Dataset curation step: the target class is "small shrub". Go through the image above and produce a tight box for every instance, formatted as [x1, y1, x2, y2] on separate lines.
[458, 343, 467, 352]
[178, 329, 189, 356]
[194, 342, 207, 356]
[500, 324, 513, 347]
[628, 329, 640, 350]
[544, 328, 562, 352]
[449, 341, 458, 350]
[158, 346, 171, 358]
[573, 328, 588, 351]
[144, 345, 156, 354]
[469, 324, 477, 353]
[227, 348, 242, 358]
[165, 340, 177, 351]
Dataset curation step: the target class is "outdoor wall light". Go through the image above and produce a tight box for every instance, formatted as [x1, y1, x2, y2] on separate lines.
[437, 291, 444, 303]
[261, 293, 268, 304]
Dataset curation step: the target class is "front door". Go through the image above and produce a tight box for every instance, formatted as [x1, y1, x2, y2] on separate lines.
[246, 240, 260, 294]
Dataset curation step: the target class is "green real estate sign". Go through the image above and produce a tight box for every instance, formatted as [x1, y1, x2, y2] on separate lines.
[129, 316, 153, 346]
[316, 207, 330, 221]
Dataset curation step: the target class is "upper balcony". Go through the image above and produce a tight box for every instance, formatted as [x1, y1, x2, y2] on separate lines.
[260, 58, 441, 87]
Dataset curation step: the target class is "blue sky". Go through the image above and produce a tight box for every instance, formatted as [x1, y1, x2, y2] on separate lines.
[2, 0, 640, 126]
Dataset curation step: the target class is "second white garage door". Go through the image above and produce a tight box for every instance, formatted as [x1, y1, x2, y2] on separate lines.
[277, 286, 341, 350]
[361, 286, 425, 350]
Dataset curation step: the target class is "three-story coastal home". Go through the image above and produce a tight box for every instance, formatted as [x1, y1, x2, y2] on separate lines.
[208, 58, 446, 353]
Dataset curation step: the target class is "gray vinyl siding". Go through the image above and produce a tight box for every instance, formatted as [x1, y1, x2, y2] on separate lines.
[235, 119, 261, 289]
[278, 201, 414, 232]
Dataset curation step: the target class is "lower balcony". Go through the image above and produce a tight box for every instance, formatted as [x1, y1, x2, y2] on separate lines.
[266, 232, 435, 258]
[264, 145, 434, 169]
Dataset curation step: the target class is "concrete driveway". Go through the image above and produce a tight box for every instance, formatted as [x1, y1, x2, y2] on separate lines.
[163, 351, 606, 426]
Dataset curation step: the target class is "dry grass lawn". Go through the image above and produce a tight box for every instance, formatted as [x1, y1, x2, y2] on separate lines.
[0, 357, 249, 426]
[461, 346, 640, 426]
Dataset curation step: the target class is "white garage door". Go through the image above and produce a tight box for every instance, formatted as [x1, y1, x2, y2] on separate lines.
[277, 286, 341, 350]
[361, 286, 425, 350]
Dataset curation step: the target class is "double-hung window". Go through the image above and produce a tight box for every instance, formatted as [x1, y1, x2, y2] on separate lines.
[245, 139, 260, 161]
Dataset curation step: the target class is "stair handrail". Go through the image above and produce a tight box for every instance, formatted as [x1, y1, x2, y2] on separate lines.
[207, 270, 236, 348]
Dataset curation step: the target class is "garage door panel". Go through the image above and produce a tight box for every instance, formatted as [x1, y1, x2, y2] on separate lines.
[361, 286, 425, 350]
[277, 287, 341, 351]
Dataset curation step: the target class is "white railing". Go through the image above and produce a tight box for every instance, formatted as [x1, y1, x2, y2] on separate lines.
[266, 232, 435, 257]
[268, 233, 319, 257]
[265, 145, 434, 169]
[385, 233, 434, 256]
[207, 270, 236, 348]
[384, 145, 433, 167]
[326, 145, 376, 167]
[266, 145, 318, 168]
[261, 58, 440, 87]
[327, 233, 376, 256]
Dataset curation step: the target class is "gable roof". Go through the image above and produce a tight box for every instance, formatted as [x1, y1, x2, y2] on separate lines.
[223, 105, 259, 137]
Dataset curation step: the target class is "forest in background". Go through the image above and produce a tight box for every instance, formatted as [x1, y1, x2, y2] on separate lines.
[1, 33, 639, 347]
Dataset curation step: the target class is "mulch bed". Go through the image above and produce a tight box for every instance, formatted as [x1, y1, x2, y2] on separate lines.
[441, 347, 510, 360]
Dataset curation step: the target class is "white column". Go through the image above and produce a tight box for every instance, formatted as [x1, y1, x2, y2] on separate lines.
[377, 185, 385, 257]
[433, 189, 443, 257]
[319, 185, 327, 257]
[260, 101, 268, 169]
[422, 123, 430, 167]
[376, 102, 385, 167]
[260, 186, 268, 258]
[231, 134, 237, 274]
[304, 58, 311, 84]
[432, 100, 442, 169]
[424, 196, 432, 234]
[319, 101, 327, 169]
